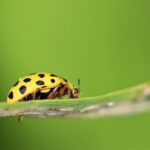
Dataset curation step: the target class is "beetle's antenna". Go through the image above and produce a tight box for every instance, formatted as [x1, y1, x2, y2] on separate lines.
[78, 78, 80, 92]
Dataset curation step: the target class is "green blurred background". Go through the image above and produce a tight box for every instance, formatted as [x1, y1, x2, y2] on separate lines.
[0, 0, 150, 150]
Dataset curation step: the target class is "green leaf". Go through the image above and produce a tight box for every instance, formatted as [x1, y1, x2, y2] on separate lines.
[0, 82, 150, 119]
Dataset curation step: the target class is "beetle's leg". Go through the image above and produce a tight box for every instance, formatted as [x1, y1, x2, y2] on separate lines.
[32, 92, 36, 100]
[47, 84, 62, 99]
[57, 83, 71, 99]
[65, 84, 71, 99]
[67, 89, 71, 99]
[59, 84, 68, 97]
[33, 88, 41, 99]
[47, 84, 72, 99]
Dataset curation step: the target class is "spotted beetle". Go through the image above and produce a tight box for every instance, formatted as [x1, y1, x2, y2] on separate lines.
[7, 72, 80, 103]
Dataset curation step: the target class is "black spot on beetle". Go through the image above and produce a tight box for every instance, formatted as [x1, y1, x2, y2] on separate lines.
[19, 86, 26, 94]
[50, 74, 57, 77]
[8, 91, 13, 99]
[38, 74, 45, 78]
[23, 78, 31, 83]
[63, 78, 68, 82]
[36, 80, 45, 85]
[51, 79, 55, 83]
[13, 81, 19, 87]
[41, 86, 47, 88]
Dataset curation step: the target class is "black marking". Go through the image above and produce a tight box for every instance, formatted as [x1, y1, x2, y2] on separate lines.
[57, 87, 61, 91]
[35, 89, 41, 99]
[63, 78, 68, 82]
[49, 88, 55, 93]
[29, 73, 36, 75]
[26, 94, 33, 100]
[24, 78, 31, 83]
[41, 86, 47, 88]
[35, 88, 53, 99]
[50, 74, 57, 77]
[40, 88, 57, 99]
[65, 88, 68, 94]
[70, 90, 73, 98]
[40, 91, 51, 99]
[19, 86, 26, 94]
[22, 97, 26, 101]
[57, 84, 64, 91]
[22, 94, 33, 101]
[51, 79, 55, 83]
[36, 80, 45, 85]
[8, 91, 13, 99]
[13, 81, 19, 87]
[38, 74, 45, 78]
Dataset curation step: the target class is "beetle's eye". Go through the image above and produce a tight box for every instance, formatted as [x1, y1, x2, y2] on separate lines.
[74, 88, 79, 94]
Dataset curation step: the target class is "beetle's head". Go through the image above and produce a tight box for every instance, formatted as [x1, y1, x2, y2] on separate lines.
[71, 79, 80, 98]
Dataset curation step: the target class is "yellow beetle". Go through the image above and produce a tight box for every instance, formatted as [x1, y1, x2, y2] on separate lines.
[7, 72, 80, 103]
